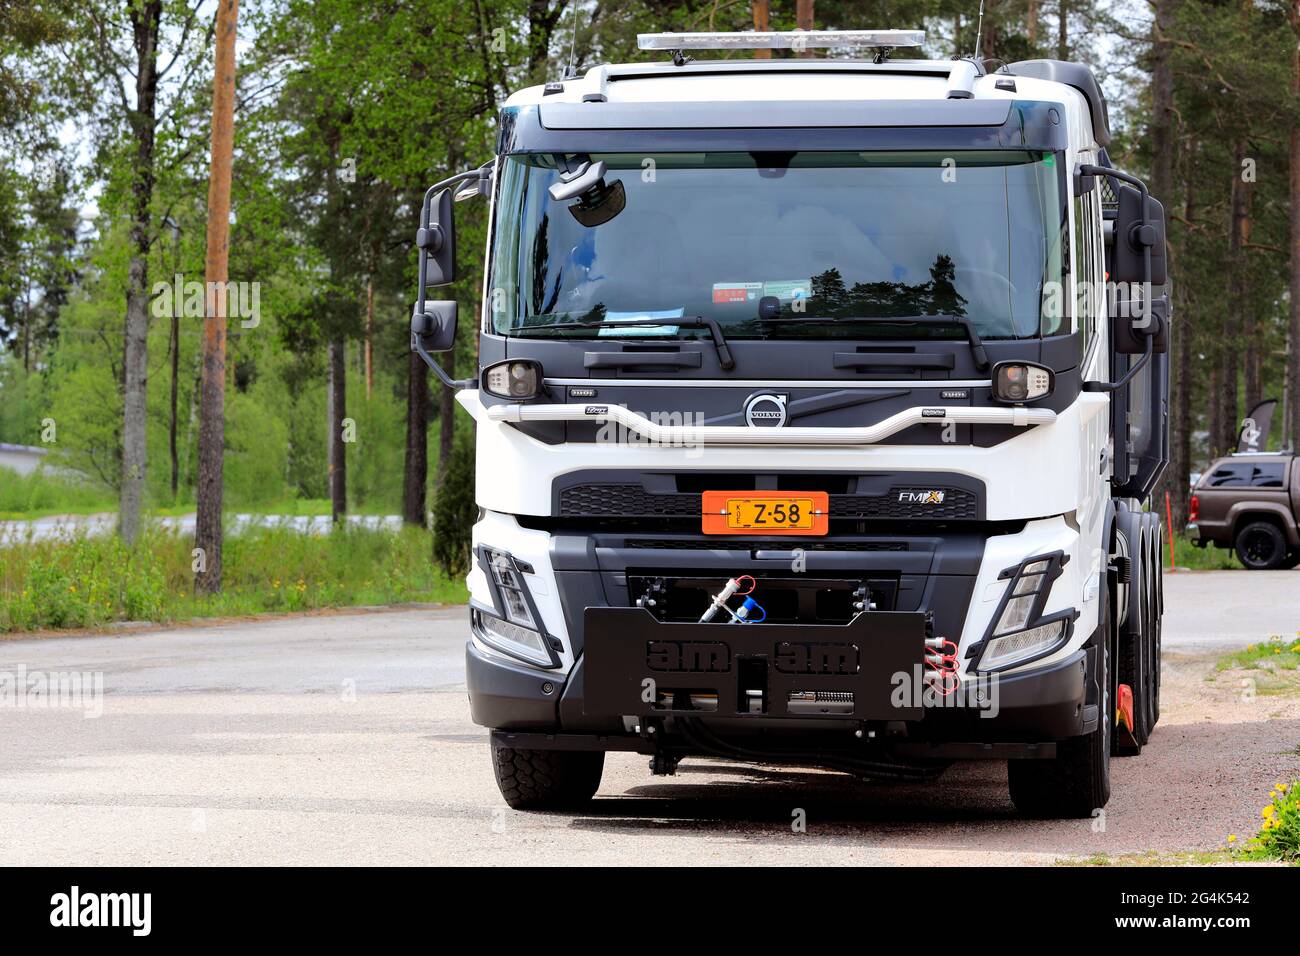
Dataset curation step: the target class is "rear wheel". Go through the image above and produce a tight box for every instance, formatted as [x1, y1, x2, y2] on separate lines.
[1235, 521, 1288, 570]
[1008, 575, 1113, 818]
[490, 741, 604, 811]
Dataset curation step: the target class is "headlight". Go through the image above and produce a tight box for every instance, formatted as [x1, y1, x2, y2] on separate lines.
[483, 360, 542, 399]
[978, 619, 1068, 671]
[484, 548, 535, 628]
[975, 551, 1073, 671]
[991, 361, 1053, 403]
[474, 609, 553, 668]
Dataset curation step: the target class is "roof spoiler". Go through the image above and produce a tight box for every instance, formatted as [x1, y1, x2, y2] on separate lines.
[1005, 59, 1111, 146]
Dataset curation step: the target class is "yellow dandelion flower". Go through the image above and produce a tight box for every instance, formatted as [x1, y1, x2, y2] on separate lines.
[1227, 834, 1237, 843]
[1262, 805, 1276, 818]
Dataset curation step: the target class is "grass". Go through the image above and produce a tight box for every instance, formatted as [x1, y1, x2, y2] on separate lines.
[1067, 781, 1300, 867]
[1212, 635, 1300, 697]
[0, 464, 401, 520]
[1165, 532, 1243, 571]
[0, 466, 116, 519]
[0, 523, 468, 633]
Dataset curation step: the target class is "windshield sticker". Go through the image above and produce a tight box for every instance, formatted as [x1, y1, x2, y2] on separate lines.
[762, 279, 812, 303]
[712, 282, 763, 304]
[597, 308, 684, 336]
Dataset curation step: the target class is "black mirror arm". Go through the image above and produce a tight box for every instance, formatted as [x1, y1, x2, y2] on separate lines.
[1083, 333, 1152, 393]
[411, 328, 475, 389]
[1078, 163, 1154, 289]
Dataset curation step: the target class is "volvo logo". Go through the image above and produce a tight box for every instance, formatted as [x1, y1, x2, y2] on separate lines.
[744, 393, 788, 428]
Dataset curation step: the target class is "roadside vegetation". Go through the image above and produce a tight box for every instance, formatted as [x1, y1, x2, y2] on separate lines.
[1214, 635, 1300, 697]
[1068, 781, 1300, 866]
[0, 524, 468, 633]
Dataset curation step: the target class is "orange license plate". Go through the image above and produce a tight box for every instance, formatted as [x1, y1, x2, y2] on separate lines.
[701, 491, 829, 536]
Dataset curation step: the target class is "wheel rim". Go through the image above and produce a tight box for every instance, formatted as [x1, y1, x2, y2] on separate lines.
[1243, 529, 1277, 565]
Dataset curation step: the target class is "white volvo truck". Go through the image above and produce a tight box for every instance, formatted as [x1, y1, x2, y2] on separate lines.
[410, 30, 1170, 818]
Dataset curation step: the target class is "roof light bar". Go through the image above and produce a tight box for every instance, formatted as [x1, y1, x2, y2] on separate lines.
[637, 30, 925, 52]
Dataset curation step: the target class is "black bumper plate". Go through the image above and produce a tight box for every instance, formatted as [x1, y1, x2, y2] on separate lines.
[582, 607, 926, 720]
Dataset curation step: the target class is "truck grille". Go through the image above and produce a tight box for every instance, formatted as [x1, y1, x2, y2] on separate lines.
[557, 483, 979, 521]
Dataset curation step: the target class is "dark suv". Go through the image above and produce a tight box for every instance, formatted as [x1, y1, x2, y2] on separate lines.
[1189, 453, 1300, 569]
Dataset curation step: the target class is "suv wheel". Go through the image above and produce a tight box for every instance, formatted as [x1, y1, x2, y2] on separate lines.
[1235, 521, 1288, 570]
[490, 741, 604, 810]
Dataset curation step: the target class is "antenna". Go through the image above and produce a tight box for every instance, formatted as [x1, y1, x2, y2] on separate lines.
[565, 1, 580, 79]
[972, 0, 986, 59]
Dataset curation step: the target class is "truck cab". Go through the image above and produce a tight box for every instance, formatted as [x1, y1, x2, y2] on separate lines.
[410, 30, 1171, 818]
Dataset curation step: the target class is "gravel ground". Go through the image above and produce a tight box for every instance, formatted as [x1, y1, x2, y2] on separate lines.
[0, 571, 1297, 866]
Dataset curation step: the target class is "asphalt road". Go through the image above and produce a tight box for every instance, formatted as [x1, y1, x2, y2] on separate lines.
[0, 571, 1297, 866]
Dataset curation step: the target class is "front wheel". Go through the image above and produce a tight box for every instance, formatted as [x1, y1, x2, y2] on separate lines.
[1235, 521, 1288, 570]
[1008, 576, 1112, 818]
[490, 741, 604, 811]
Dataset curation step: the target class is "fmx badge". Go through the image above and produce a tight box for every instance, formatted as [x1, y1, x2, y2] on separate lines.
[898, 489, 946, 505]
[921, 407, 947, 418]
[584, 405, 608, 416]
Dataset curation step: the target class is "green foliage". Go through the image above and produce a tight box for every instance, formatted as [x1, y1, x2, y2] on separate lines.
[1216, 635, 1300, 673]
[0, 465, 114, 518]
[432, 431, 476, 577]
[1237, 781, 1300, 862]
[0, 524, 468, 632]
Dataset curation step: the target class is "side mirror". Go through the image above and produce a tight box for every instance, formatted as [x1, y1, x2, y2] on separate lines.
[416, 188, 455, 287]
[1111, 294, 1169, 355]
[1111, 183, 1167, 287]
[411, 300, 458, 354]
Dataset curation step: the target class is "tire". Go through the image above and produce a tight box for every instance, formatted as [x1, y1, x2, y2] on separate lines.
[1147, 526, 1163, 729]
[490, 741, 604, 811]
[1008, 574, 1112, 818]
[1234, 520, 1288, 570]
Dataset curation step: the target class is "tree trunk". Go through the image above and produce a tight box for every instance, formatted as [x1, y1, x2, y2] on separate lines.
[1290, 0, 1300, 452]
[1149, 0, 1183, 527]
[795, 0, 814, 57]
[403, 350, 429, 526]
[1058, 0, 1068, 60]
[1171, 142, 1195, 532]
[364, 275, 374, 399]
[1028, 0, 1038, 46]
[328, 339, 347, 523]
[752, 0, 771, 60]
[1222, 139, 1248, 454]
[120, 0, 163, 547]
[195, 0, 238, 594]
[170, 310, 179, 500]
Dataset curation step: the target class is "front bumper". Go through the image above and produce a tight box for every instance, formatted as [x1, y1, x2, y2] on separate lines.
[467, 628, 1095, 753]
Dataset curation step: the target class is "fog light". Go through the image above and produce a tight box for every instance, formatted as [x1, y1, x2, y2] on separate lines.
[476, 610, 552, 668]
[992, 361, 1053, 403]
[483, 360, 542, 399]
[979, 619, 1067, 671]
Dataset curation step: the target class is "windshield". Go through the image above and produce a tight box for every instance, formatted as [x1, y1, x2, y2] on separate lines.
[489, 151, 1065, 340]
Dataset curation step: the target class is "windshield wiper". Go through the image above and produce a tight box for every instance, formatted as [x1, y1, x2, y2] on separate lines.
[758, 313, 989, 371]
[512, 316, 736, 371]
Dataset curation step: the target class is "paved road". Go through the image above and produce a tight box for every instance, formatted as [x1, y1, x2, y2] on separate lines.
[0, 572, 1297, 865]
